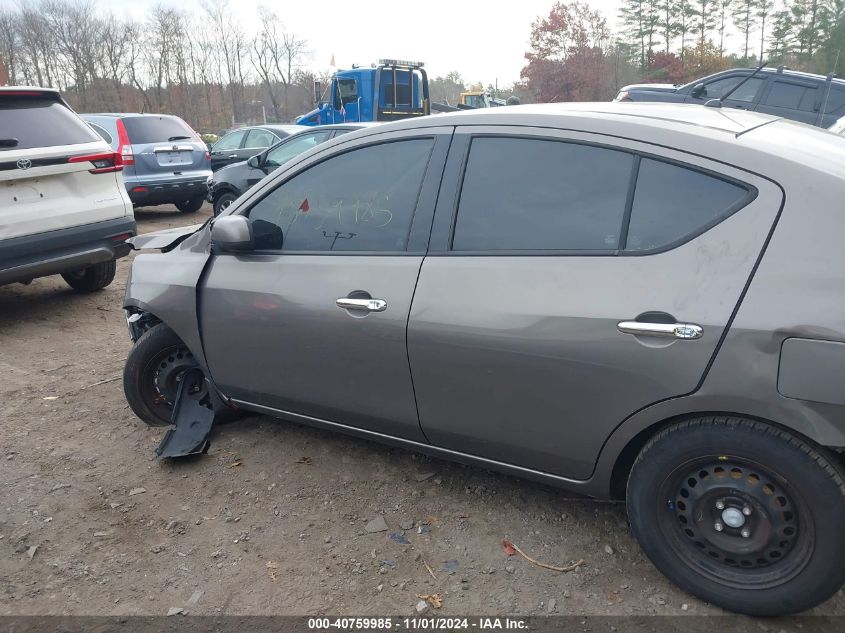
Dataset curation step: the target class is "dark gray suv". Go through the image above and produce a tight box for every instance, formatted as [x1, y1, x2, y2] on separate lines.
[120, 103, 845, 616]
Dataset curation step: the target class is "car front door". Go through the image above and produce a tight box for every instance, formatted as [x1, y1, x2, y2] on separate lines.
[408, 127, 783, 480]
[685, 74, 767, 110]
[210, 129, 247, 171]
[199, 128, 452, 441]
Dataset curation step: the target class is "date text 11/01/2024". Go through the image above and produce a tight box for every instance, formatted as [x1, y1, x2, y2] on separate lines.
[307, 618, 527, 630]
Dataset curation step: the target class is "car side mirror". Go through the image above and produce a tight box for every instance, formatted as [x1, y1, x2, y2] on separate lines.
[247, 155, 261, 168]
[210, 215, 254, 252]
[691, 83, 705, 98]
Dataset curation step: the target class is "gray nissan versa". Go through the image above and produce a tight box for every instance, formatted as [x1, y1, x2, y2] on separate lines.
[121, 103, 845, 616]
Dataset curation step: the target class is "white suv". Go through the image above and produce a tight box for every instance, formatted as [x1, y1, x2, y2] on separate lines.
[0, 87, 135, 292]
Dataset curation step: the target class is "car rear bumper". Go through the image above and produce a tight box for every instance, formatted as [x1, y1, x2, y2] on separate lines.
[0, 216, 136, 286]
[125, 175, 211, 206]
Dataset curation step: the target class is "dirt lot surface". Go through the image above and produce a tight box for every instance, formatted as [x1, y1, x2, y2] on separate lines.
[1, 204, 843, 618]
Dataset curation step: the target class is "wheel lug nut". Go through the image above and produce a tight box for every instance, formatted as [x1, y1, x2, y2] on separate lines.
[715, 500, 725, 510]
[742, 506, 752, 516]
[741, 528, 751, 538]
[714, 522, 724, 532]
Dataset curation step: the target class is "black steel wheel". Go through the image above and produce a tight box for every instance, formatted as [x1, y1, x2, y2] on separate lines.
[123, 324, 206, 426]
[627, 416, 845, 616]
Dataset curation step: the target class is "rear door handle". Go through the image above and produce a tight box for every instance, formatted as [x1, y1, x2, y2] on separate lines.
[617, 320, 703, 340]
[336, 297, 387, 312]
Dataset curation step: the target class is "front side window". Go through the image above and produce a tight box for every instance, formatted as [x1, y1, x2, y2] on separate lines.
[248, 139, 434, 252]
[213, 130, 246, 152]
[701, 76, 765, 102]
[625, 159, 750, 251]
[452, 137, 634, 251]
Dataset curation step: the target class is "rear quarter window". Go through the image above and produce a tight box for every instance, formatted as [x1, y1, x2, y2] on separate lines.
[122, 116, 195, 144]
[0, 96, 100, 150]
[625, 158, 752, 252]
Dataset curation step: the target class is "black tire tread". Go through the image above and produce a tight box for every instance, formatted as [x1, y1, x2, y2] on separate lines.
[634, 416, 845, 497]
[123, 323, 184, 427]
[61, 259, 117, 293]
[627, 415, 845, 616]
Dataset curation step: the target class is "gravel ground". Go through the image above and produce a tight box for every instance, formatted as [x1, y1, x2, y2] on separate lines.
[1, 203, 843, 618]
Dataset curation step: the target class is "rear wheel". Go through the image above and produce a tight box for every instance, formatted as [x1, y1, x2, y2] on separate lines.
[123, 324, 205, 426]
[61, 260, 116, 292]
[176, 196, 204, 213]
[627, 417, 845, 616]
[213, 192, 237, 216]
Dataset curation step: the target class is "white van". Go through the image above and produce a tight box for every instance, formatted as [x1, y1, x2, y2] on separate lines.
[0, 87, 135, 292]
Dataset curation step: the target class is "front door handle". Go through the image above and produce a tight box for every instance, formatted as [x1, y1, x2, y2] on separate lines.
[617, 320, 703, 340]
[336, 297, 387, 312]
[227, 154, 238, 158]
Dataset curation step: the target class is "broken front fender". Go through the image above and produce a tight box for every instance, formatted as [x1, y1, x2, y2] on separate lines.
[127, 222, 207, 251]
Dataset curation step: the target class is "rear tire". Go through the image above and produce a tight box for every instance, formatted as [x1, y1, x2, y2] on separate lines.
[176, 197, 204, 213]
[124, 324, 202, 426]
[626, 416, 845, 616]
[61, 260, 116, 292]
[213, 192, 237, 216]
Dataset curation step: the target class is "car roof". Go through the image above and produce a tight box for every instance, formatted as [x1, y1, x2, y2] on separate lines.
[713, 66, 845, 86]
[81, 113, 182, 118]
[0, 86, 61, 95]
[367, 102, 775, 136]
[337, 102, 845, 177]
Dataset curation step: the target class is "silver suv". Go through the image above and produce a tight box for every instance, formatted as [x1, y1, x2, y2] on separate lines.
[121, 103, 845, 615]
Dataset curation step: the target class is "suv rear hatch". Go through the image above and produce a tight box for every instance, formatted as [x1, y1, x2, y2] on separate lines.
[121, 115, 208, 181]
[0, 89, 129, 239]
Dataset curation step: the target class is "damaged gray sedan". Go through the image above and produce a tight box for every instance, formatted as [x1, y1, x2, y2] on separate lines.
[123, 103, 845, 616]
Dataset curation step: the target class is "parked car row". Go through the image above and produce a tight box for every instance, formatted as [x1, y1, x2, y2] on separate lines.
[208, 123, 378, 215]
[616, 65, 845, 128]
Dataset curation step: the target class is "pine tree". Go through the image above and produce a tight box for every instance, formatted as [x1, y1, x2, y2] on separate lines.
[717, 0, 733, 55]
[768, 1, 793, 59]
[733, 0, 759, 60]
[757, 0, 776, 60]
[620, 0, 659, 70]
[691, 0, 718, 61]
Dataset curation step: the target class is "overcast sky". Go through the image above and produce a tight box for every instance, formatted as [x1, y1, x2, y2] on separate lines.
[94, 0, 622, 86]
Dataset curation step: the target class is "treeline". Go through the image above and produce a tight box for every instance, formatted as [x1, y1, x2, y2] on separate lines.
[620, 0, 845, 81]
[520, 0, 845, 105]
[0, 0, 318, 132]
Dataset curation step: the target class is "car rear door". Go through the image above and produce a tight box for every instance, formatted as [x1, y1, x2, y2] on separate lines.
[408, 127, 783, 480]
[199, 127, 452, 440]
[756, 77, 822, 125]
[210, 129, 247, 171]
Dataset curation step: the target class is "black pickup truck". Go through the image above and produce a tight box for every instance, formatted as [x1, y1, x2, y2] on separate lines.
[615, 66, 845, 127]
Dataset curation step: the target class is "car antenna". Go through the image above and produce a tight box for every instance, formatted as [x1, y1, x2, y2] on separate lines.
[816, 49, 840, 127]
[704, 60, 768, 108]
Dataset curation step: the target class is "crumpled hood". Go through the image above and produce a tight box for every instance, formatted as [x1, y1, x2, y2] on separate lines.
[128, 223, 205, 251]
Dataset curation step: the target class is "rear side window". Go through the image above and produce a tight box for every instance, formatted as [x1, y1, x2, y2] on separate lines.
[452, 137, 634, 251]
[0, 96, 99, 150]
[245, 128, 277, 148]
[765, 81, 818, 112]
[87, 122, 113, 145]
[625, 159, 750, 251]
[248, 139, 434, 252]
[122, 116, 195, 144]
